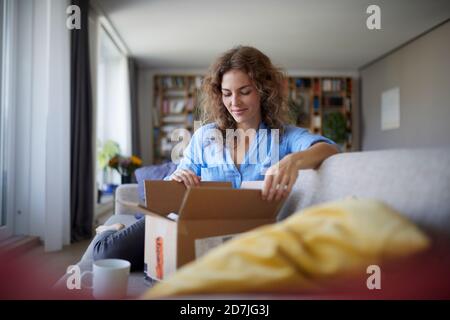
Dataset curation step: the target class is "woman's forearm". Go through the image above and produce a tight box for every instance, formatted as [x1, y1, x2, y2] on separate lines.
[290, 142, 339, 170]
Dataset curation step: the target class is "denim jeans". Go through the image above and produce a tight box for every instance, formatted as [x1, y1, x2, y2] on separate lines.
[92, 218, 145, 271]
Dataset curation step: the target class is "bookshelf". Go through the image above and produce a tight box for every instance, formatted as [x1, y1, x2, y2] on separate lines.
[286, 77, 355, 152]
[153, 75, 203, 163]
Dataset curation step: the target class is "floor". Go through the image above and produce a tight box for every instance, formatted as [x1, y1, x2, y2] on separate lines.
[0, 199, 122, 299]
[27, 210, 115, 284]
[23, 238, 92, 283]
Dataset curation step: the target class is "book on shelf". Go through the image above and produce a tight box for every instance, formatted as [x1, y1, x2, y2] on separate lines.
[164, 89, 186, 97]
[175, 77, 185, 88]
[322, 79, 330, 91]
[162, 99, 168, 114]
[303, 78, 311, 88]
[163, 77, 173, 89]
[185, 97, 194, 111]
[153, 127, 160, 139]
[313, 115, 321, 128]
[346, 79, 352, 96]
[313, 79, 320, 94]
[162, 99, 185, 114]
[152, 106, 160, 126]
[160, 76, 186, 89]
[186, 113, 194, 127]
[162, 114, 187, 123]
[195, 76, 203, 89]
[344, 97, 352, 112]
[161, 124, 186, 134]
[322, 96, 344, 107]
[313, 96, 320, 111]
[171, 100, 185, 113]
[188, 76, 203, 91]
[322, 79, 343, 92]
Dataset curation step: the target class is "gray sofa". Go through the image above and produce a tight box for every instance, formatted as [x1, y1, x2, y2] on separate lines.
[55, 147, 450, 298]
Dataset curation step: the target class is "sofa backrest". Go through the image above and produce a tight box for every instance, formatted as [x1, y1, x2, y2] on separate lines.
[278, 148, 450, 234]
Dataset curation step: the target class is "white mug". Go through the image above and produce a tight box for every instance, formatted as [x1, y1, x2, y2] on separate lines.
[82, 259, 131, 299]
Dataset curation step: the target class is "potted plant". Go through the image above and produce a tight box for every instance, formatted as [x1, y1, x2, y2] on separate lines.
[322, 112, 347, 144]
[97, 140, 121, 197]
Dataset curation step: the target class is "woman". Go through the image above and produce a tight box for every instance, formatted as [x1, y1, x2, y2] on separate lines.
[93, 46, 339, 270]
[169, 46, 338, 200]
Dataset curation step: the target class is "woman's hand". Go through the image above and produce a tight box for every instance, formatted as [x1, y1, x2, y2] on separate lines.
[262, 153, 299, 201]
[262, 142, 339, 201]
[170, 169, 201, 187]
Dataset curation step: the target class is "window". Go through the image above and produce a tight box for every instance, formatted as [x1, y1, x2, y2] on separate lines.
[95, 25, 131, 190]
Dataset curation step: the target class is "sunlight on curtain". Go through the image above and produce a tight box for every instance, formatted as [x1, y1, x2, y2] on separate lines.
[96, 26, 131, 190]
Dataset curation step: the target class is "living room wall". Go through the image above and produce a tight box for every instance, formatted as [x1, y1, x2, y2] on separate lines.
[360, 20, 450, 151]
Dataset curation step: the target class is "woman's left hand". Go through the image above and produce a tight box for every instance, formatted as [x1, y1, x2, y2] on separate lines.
[262, 143, 339, 201]
[262, 153, 299, 201]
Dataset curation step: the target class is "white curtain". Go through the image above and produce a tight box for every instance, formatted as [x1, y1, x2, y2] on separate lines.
[44, 0, 71, 251]
[8, 0, 70, 251]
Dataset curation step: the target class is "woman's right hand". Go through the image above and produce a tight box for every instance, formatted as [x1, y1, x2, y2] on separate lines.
[169, 169, 201, 187]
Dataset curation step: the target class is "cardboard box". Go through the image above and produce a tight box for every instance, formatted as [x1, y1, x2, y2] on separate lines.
[125, 180, 285, 281]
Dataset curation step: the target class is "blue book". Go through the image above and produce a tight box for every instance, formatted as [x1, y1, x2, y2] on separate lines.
[313, 96, 320, 111]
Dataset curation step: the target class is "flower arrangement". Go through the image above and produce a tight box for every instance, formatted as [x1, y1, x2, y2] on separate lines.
[108, 155, 143, 178]
[97, 140, 121, 171]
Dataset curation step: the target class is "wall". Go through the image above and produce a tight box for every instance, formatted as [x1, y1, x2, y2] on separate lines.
[360, 21, 450, 150]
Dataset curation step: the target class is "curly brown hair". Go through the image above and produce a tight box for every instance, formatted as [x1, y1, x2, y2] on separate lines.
[200, 46, 288, 137]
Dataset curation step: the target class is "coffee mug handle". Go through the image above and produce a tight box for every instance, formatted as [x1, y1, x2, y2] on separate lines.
[80, 271, 93, 290]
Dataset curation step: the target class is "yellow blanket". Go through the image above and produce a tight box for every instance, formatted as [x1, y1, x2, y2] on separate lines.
[143, 198, 430, 298]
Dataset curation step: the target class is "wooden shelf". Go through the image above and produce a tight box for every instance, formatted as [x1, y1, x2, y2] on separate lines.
[153, 74, 203, 163]
[287, 76, 355, 152]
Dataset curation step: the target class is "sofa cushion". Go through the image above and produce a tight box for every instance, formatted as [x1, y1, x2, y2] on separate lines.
[134, 162, 177, 202]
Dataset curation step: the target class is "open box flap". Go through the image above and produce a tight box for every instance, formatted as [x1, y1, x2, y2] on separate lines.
[144, 180, 232, 216]
[178, 187, 285, 220]
[115, 199, 172, 221]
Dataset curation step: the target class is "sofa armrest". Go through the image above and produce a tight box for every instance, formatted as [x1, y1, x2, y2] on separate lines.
[115, 184, 143, 215]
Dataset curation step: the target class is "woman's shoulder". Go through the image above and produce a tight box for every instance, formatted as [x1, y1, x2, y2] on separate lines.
[200, 122, 218, 131]
[190, 123, 220, 146]
[193, 122, 218, 134]
[282, 124, 309, 137]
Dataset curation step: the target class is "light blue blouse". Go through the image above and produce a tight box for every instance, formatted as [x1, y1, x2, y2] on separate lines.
[165, 122, 336, 188]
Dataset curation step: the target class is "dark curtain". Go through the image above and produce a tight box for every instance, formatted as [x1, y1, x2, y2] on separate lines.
[70, 0, 94, 242]
[128, 57, 141, 157]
